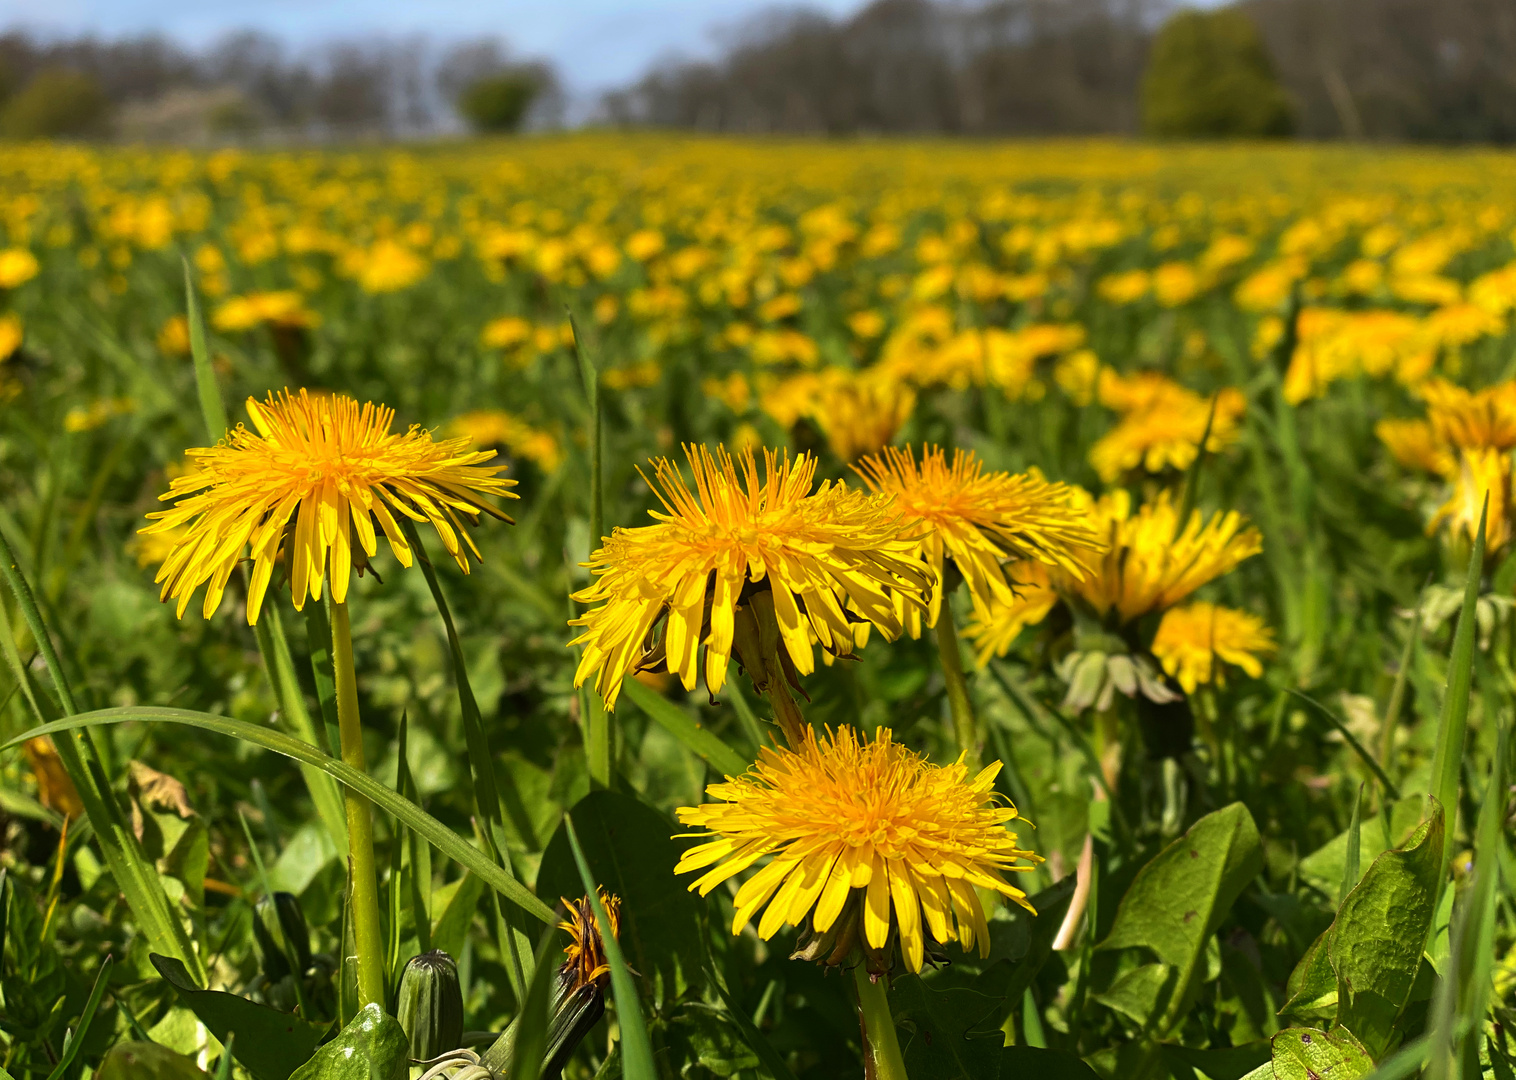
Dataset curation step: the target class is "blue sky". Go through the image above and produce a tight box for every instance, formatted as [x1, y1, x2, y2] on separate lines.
[0, 0, 869, 94]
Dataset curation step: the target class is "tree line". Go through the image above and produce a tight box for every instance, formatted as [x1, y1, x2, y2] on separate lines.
[5, 0, 1516, 143]
[0, 30, 558, 141]
[605, 0, 1516, 143]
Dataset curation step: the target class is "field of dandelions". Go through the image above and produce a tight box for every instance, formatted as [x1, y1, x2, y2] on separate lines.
[1, 135, 1514, 1080]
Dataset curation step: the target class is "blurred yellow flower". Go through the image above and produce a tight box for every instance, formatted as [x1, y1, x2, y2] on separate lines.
[1151, 602, 1276, 693]
[213, 291, 318, 332]
[64, 397, 136, 433]
[157, 314, 191, 357]
[353, 239, 429, 293]
[0, 248, 40, 289]
[1090, 372, 1245, 482]
[446, 410, 563, 472]
[0, 312, 22, 360]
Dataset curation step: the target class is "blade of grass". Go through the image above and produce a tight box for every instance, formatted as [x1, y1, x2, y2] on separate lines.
[253, 603, 348, 861]
[722, 678, 768, 757]
[42, 954, 113, 1080]
[1341, 783, 1363, 909]
[2, 707, 556, 926]
[503, 918, 563, 1080]
[1287, 689, 1402, 800]
[621, 676, 749, 777]
[1430, 497, 1487, 854]
[214, 1033, 237, 1080]
[400, 517, 534, 1001]
[183, 256, 228, 441]
[0, 532, 203, 981]
[564, 813, 656, 1080]
[1381, 581, 1429, 772]
[569, 311, 612, 793]
[1174, 392, 1220, 535]
[387, 713, 410, 989]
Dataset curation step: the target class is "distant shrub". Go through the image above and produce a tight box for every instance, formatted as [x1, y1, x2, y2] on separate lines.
[1, 69, 110, 140]
[1141, 9, 1294, 139]
[457, 72, 539, 134]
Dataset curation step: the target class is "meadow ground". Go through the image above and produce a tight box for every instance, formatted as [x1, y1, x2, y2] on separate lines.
[0, 135, 1513, 1079]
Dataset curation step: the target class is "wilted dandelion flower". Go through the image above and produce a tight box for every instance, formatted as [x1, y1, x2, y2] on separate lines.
[675, 726, 1039, 974]
[570, 445, 928, 710]
[854, 446, 1099, 632]
[143, 388, 516, 624]
[559, 889, 621, 993]
[1151, 602, 1276, 694]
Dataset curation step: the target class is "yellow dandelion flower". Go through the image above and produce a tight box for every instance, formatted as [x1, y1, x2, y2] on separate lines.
[1421, 377, 1516, 452]
[212, 291, 319, 333]
[142, 388, 516, 624]
[812, 373, 916, 462]
[854, 446, 1100, 632]
[446, 409, 564, 473]
[1090, 372, 1245, 483]
[675, 726, 1040, 974]
[1073, 489, 1262, 623]
[1429, 447, 1512, 554]
[559, 889, 621, 993]
[569, 445, 929, 711]
[0, 248, 40, 289]
[1377, 417, 1455, 477]
[1151, 602, 1276, 694]
[960, 562, 1060, 666]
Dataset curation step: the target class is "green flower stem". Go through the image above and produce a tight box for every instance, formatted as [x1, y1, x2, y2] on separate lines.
[330, 598, 387, 1011]
[853, 968, 909, 1080]
[935, 613, 980, 770]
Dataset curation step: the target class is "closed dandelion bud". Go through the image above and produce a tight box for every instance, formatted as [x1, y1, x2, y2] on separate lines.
[253, 892, 311, 982]
[397, 950, 464, 1061]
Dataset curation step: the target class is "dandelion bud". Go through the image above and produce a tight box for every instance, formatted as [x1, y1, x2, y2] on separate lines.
[397, 950, 465, 1061]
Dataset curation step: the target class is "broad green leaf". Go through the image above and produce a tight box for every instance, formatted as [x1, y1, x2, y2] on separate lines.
[152, 955, 326, 1080]
[621, 676, 750, 778]
[2, 707, 555, 926]
[946, 875, 1077, 1036]
[1281, 930, 1338, 1023]
[288, 1003, 407, 1080]
[891, 975, 1005, 1080]
[1271, 1026, 1374, 1080]
[1329, 802, 1444, 1056]
[98, 1042, 209, 1080]
[564, 812, 657, 1080]
[537, 790, 705, 1003]
[1090, 963, 1177, 1028]
[669, 1002, 762, 1078]
[1096, 802, 1263, 1035]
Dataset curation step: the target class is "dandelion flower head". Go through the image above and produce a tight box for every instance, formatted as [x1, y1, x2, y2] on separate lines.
[854, 445, 1100, 632]
[570, 445, 929, 710]
[675, 726, 1040, 974]
[143, 388, 516, 624]
[1151, 602, 1276, 694]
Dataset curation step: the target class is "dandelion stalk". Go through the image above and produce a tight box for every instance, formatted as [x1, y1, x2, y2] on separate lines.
[935, 610, 980, 768]
[853, 969, 908, 1080]
[329, 598, 387, 1010]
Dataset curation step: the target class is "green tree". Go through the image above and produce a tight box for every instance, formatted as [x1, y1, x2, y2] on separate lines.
[1, 68, 109, 140]
[457, 72, 539, 134]
[1141, 8, 1294, 138]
